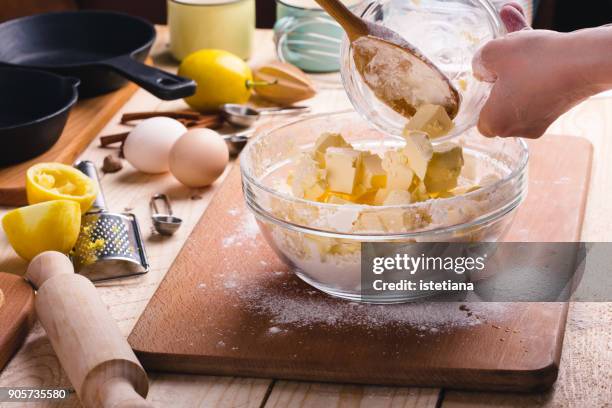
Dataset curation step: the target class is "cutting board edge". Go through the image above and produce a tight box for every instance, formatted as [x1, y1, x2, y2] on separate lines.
[130, 303, 570, 378]
[0, 308, 35, 371]
[0, 273, 36, 371]
[133, 349, 559, 392]
[0, 188, 27, 208]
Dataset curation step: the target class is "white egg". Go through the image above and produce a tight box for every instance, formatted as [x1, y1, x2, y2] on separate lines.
[123, 117, 187, 174]
[169, 128, 229, 187]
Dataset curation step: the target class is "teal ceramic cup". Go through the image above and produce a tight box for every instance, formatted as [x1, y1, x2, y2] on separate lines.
[274, 0, 363, 73]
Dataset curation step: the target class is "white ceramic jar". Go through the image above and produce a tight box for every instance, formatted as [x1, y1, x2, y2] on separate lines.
[168, 0, 255, 61]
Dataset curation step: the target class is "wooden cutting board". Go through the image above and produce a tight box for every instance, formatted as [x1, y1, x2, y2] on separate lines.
[0, 272, 35, 371]
[0, 82, 139, 206]
[129, 135, 592, 392]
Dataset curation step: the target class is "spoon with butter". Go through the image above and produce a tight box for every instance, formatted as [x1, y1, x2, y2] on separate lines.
[314, 0, 460, 120]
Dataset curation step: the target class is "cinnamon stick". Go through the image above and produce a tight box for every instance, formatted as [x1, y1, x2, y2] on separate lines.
[100, 132, 129, 147]
[121, 110, 201, 124]
[181, 115, 224, 129]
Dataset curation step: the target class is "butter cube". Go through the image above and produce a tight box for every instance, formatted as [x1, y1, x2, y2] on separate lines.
[405, 104, 454, 139]
[360, 153, 387, 190]
[424, 143, 464, 194]
[403, 131, 433, 180]
[322, 185, 372, 204]
[325, 192, 353, 204]
[411, 181, 429, 202]
[375, 188, 420, 205]
[305, 235, 335, 260]
[373, 188, 390, 206]
[357, 207, 431, 232]
[381, 150, 414, 190]
[448, 185, 481, 196]
[383, 190, 413, 205]
[352, 185, 375, 204]
[314, 132, 350, 166]
[355, 212, 385, 231]
[328, 240, 361, 255]
[404, 208, 432, 230]
[304, 181, 327, 201]
[381, 208, 432, 232]
[325, 147, 362, 194]
[379, 210, 407, 232]
[291, 153, 327, 201]
[347, 189, 375, 206]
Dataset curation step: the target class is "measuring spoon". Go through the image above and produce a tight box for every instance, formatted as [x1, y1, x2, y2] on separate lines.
[150, 194, 182, 236]
[221, 104, 310, 128]
[223, 129, 253, 157]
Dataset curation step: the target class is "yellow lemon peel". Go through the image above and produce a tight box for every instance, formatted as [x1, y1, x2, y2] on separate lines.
[27, 163, 97, 213]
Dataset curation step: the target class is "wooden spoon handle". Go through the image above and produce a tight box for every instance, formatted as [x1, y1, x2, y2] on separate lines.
[26, 252, 152, 408]
[313, 0, 368, 41]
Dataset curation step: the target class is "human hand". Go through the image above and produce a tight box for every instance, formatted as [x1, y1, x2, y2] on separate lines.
[472, 3, 602, 138]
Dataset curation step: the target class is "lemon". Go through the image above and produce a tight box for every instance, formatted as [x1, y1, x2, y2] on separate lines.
[27, 163, 97, 213]
[2, 200, 81, 261]
[179, 49, 253, 112]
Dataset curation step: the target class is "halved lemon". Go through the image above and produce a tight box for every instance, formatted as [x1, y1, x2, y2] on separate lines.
[26, 163, 97, 212]
[2, 200, 81, 261]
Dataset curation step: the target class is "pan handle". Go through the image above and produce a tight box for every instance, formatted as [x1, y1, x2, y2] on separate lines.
[103, 56, 196, 100]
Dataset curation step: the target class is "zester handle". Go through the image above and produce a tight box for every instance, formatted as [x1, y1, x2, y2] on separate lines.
[75, 160, 107, 212]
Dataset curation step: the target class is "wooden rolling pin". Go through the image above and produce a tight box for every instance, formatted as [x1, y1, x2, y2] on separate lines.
[26, 251, 152, 408]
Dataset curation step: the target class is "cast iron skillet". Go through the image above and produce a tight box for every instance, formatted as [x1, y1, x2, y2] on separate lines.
[0, 11, 196, 100]
[0, 67, 79, 166]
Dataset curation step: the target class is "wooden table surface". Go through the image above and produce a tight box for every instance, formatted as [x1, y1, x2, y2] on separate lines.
[0, 28, 610, 408]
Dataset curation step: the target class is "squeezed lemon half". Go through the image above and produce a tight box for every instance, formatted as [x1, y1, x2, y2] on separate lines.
[2, 200, 81, 261]
[26, 163, 97, 212]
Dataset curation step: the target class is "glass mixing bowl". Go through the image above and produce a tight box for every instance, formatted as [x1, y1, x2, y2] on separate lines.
[240, 111, 528, 303]
[340, 0, 504, 140]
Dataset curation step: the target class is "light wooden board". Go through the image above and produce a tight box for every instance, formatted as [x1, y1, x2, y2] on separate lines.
[0, 82, 139, 206]
[264, 381, 440, 408]
[0, 272, 35, 372]
[128, 135, 592, 392]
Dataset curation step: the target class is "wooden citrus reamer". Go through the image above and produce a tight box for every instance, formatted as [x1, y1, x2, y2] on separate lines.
[26, 251, 152, 408]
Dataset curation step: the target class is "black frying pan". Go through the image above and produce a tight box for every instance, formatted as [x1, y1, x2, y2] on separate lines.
[0, 11, 196, 100]
[0, 67, 79, 166]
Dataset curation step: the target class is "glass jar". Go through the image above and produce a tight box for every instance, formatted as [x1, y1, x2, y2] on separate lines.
[274, 0, 365, 73]
[340, 0, 504, 140]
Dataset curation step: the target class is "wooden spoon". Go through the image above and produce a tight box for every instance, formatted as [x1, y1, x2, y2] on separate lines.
[314, 0, 460, 119]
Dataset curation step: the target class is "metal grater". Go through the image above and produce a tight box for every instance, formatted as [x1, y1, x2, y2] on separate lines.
[72, 160, 149, 282]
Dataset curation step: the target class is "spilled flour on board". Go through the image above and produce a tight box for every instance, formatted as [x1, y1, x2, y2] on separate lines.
[210, 206, 511, 334]
[222, 208, 259, 248]
[234, 275, 510, 333]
